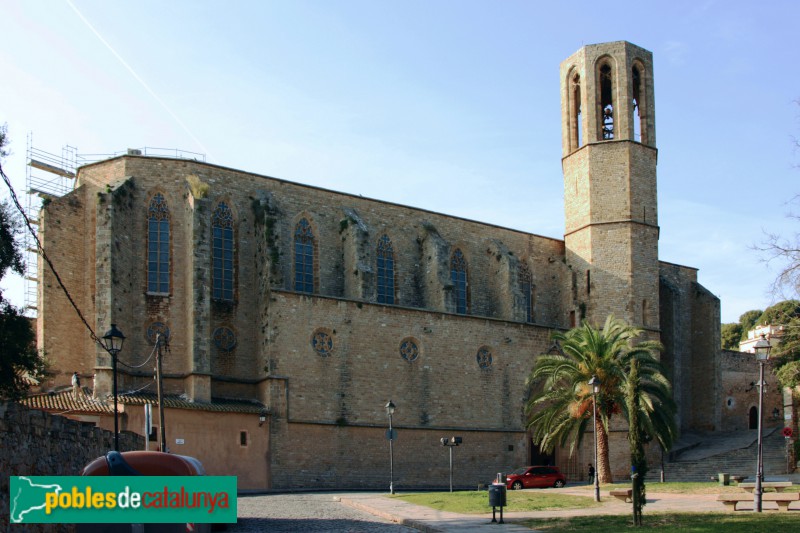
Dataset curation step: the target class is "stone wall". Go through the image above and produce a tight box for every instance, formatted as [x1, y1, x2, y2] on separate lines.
[719, 350, 784, 432]
[0, 402, 143, 532]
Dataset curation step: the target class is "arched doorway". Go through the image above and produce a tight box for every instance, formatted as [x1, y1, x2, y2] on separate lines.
[749, 406, 758, 429]
[529, 440, 554, 466]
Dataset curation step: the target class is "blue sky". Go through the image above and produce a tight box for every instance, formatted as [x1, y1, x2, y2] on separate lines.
[1, 0, 798, 324]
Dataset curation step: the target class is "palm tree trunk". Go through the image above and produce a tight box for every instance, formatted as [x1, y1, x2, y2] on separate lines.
[596, 415, 613, 483]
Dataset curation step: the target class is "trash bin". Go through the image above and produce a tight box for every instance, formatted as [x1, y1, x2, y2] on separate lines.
[718, 473, 730, 486]
[489, 483, 507, 507]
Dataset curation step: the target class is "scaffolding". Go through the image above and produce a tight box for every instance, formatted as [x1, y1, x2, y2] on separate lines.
[24, 133, 77, 315]
[21, 137, 204, 316]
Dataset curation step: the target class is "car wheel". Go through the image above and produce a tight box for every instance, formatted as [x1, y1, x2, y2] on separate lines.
[554, 480, 565, 488]
[512, 481, 523, 490]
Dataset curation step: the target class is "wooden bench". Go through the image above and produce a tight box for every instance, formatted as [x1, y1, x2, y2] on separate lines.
[737, 482, 793, 493]
[610, 489, 632, 503]
[717, 492, 800, 511]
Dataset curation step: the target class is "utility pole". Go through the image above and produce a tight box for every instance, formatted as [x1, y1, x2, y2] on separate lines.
[156, 333, 167, 453]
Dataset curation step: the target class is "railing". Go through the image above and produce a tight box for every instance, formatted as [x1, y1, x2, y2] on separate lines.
[76, 147, 206, 165]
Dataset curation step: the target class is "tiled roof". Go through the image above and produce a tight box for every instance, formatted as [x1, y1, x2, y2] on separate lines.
[23, 389, 114, 414]
[120, 392, 266, 414]
[23, 389, 266, 415]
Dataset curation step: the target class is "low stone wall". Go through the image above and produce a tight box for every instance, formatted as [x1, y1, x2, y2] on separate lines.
[0, 402, 144, 532]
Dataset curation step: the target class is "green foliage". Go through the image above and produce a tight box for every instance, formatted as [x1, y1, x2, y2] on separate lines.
[756, 300, 800, 327]
[625, 358, 649, 526]
[737, 309, 763, 341]
[0, 196, 46, 400]
[0, 200, 24, 282]
[186, 174, 209, 199]
[0, 299, 46, 400]
[525, 316, 675, 485]
[720, 323, 742, 350]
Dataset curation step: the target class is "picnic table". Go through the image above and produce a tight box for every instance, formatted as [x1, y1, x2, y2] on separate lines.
[718, 481, 797, 511]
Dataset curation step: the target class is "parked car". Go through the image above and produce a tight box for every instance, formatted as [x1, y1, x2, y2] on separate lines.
[505, 466, 566, 489]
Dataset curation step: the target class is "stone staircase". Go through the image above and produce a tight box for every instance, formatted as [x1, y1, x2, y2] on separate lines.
[648, 428, 793, 482]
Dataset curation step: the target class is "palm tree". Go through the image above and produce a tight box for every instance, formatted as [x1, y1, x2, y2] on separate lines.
[525, 315, 676, 484]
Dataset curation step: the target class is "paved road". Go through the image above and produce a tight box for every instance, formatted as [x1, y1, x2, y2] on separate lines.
[230, 493, 418, 533]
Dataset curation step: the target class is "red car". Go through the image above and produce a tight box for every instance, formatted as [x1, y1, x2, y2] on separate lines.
[506, 466, 566, 489]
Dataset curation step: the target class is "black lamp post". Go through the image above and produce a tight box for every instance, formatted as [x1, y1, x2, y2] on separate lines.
[386, 400, 396, 494]
[102, 324, 126, 451]
[588, 375, 601, 502]
[753, 333, 772, 513]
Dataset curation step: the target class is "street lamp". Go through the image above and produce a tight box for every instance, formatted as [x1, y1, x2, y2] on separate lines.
[753, 333, 772, 513]
[386, 400, 396, 495]
[102, 324, 126, 452]
[588, 375, 601, 502]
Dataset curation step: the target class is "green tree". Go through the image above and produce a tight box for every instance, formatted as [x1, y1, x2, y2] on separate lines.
[0, 126, 46, 400]
[721, 322, 742, 350]
[738, 309, 763, 341]
[625, 358, 647, 526]
[525, 315, 676, 484]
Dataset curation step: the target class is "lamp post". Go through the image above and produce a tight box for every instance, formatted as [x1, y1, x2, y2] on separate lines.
[102, 324, 126, 452]
[386, 400, 396, 494]
[588, 375, 601, 502]
[753, 334, 772, 513]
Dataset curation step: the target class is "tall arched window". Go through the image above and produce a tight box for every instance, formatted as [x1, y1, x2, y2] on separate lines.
[450, 249, 468, 314]
[294, 218, 314, 293]
[147, 193, 170, 294]
[519, 263, 533, 323]
[599, 62, 614, 140]
[212, 202, 235, 301]
[632, 63, 648, 144]
[376, 235, 395, 304]
[570, 71, 583, 151]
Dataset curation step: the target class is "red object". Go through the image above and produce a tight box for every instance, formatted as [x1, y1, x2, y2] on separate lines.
[782, 427, 793, 438]
[81, 451, 206, 476]
[505, 466, 567, 490]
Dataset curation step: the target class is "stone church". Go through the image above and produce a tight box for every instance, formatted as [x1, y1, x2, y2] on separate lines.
[34, 41, 723, 490]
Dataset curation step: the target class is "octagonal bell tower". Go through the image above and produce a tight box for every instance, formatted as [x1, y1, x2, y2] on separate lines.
[561, 41, 659, 331]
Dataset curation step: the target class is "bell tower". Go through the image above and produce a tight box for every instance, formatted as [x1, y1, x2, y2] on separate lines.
[561, 41, 659, 330]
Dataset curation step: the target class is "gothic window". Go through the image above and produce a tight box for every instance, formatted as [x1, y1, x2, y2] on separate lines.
[450, 249, 468, 314]
[476, 346, 493, 369]
[294, 218, 314, 293]
[632, 63, 648, 144]
[570, 71, 583, 151]
[311, 328, 334, 357]
[599, 62, 614, 140]
[377, 235, 395, 304]
[399, 338, 419, 363]
[212, 202, 235, 301]
[147, 193, 170, 294]
[519, 263, 533, 323]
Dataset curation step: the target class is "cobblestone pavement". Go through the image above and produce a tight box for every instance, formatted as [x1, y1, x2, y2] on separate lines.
[229, 493, 419, 532]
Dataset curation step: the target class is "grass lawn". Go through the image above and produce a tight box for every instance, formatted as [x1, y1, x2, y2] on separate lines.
[392, 490, 600, 513]
[527, 512, 800, 531]
[563, 482, 800, 495]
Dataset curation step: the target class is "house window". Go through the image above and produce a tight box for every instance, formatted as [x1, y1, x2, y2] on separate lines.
[377, 235, 395, 304]
[451, 249, 468, 314]
[294, 218, 314, 293]
[240, 431, 248, 447]
[519, 263, 533, 323]
[147, 193, 170, 294]
[212, 202, 235, 301]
